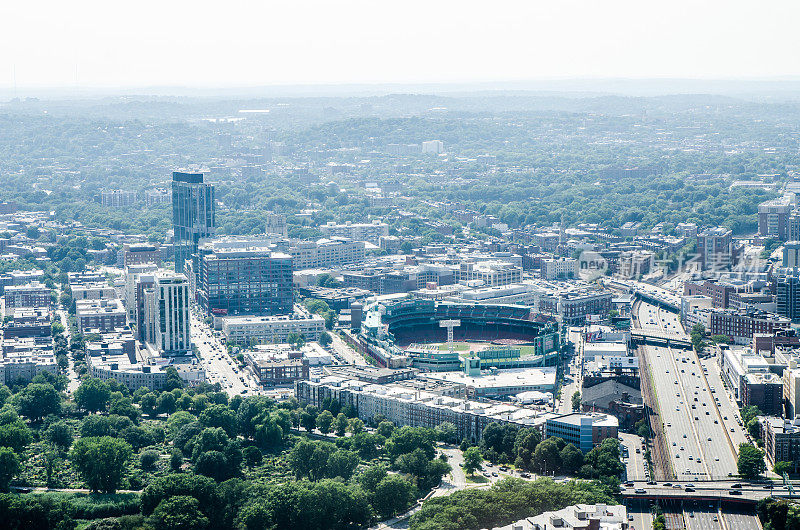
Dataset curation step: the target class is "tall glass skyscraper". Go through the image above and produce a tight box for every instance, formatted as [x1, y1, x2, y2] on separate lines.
[172, 171, 215, 273]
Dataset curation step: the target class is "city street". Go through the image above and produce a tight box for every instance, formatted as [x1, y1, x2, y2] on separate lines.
[619, 432, 648, 481]
[556, 327, 583, 414]
[190, 310, 262, 396]
[699, 352, 752, 451]
[56, 308, 81, 394]
[330, 331, 368, 366]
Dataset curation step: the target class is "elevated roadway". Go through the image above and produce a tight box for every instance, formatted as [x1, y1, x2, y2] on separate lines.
[630, 328, 693, 349]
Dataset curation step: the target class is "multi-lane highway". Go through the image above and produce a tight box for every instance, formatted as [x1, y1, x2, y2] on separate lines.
[724, 509, 765, 530]
[699, 354, 752, 450]
[635, 299, 763, 529]
[628, 507, 652, 530]
[637, 301, 739, 481]
[683, 501, 719, 530]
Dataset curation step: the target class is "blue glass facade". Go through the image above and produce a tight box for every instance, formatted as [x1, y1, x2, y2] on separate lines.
[172, 171, 215, 273]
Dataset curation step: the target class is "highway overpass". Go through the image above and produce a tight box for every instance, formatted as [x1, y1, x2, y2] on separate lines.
[630, 328, 693, 349]
[621, 480, 795, 505]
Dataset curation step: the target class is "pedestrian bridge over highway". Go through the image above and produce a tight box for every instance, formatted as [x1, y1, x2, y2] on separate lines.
[630, 329, 693, 349]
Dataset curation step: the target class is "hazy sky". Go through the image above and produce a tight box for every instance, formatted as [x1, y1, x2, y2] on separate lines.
[1, 0, 798, 89]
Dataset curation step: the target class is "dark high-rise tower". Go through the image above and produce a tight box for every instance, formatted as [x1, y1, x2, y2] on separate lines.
[172, 171, 215, 273]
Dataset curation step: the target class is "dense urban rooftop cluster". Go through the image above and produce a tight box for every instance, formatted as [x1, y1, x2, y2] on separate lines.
[1, 90, 800, 529]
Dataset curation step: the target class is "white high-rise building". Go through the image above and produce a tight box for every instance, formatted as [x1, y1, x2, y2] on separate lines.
[145, 271, 190, 356]
[421, 140, 444, 154]
[124, 263, 159, 320]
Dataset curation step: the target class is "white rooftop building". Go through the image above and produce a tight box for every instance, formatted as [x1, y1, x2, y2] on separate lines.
[493, 503, 628, 530]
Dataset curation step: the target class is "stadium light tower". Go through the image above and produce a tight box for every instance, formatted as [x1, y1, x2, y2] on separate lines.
[439, 319, 461, 353]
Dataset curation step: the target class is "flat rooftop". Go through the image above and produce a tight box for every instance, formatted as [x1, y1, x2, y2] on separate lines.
[422, 366, 557, 390]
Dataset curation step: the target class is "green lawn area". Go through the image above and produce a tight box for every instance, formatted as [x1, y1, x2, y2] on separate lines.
[438, 343, 470, 351]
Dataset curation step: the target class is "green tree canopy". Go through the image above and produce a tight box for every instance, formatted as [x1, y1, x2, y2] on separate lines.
[0, 447, 20, 491]
[74, 377, 111, 413]
[14, 383, 61, 421]
[151, 495, 210, 530]
[463, 446, 483, 476]
[738, 443, 767, 479]
[70, 436, 133, 493]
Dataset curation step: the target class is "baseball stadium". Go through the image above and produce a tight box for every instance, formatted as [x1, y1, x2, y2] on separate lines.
[356, 298, 561, 370]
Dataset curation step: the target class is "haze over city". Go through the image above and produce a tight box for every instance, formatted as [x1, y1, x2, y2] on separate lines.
[1, 3, 800, 530]
[2, 1, 800, 91]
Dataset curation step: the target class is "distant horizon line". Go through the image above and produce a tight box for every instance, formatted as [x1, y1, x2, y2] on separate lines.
[5, 76, 800, 99]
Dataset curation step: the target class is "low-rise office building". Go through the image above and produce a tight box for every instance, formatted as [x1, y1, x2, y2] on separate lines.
[223, 312, 325, 344]
[458, 261, 521, 287]
[684, 279, 736, 308]
[4, 282, 51, 311]
[763, 417, 800, 472]
[290, 238, 366, 269]
[583, 341, 628, 361]
[718, 345, 782, 415]
[544, 412, 619, 453]
[247, 355, 309, 385]
[74, 296, 122, 330]
[528, 280, 614, 326]
[710, 309, 791, 345]
[86, 347, 204, 392]
[319, 220, 389, 244]
[541, 258, 579, 280]
[681, 295, 713, 328]
[493, 504, 629, 530]
[71, 282, 116, 301]
[4, 308, 51, 339]
[742, 372, 784, 417]
[420, 366, 557, 398]
[493, 504, 628, 530]
[296, 375, 554, 442]
[453, 283, 538, 306]
[75, 298, 127, 333]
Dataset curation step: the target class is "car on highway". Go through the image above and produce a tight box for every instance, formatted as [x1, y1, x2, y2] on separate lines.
[729, 489, 742, 495]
